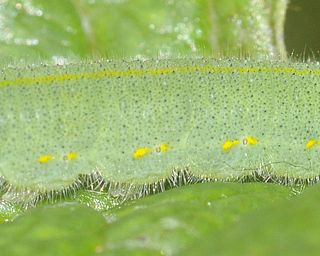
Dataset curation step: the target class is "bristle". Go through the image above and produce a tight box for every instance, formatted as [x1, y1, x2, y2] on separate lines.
[1, 166, 317, 211]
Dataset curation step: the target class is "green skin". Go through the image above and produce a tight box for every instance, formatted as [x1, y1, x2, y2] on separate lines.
[0, 58, 320, 193]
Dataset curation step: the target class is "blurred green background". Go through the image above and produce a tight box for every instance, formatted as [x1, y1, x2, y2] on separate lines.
[285, 0, 320, 60]
[0, 0, 319, 61]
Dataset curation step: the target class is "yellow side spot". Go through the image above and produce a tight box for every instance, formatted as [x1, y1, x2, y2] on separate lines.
[65, 152, 78, 161]
[38, 155, 54, 164]
[156, 143, 170, 153]
[244, 136, 258, 145]
[222, 140, 240, 151]
[133, 147, 153, 159]
[306, 139, 317, 150]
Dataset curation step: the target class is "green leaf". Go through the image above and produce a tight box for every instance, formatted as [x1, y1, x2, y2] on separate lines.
[0, 0, 288, 61]
[0, 201, 22, 224]
[187, 183, 320, 255]
[103, 182, 292, 255]
[0, 203, 106, 256]
[0, 0, 89, 61]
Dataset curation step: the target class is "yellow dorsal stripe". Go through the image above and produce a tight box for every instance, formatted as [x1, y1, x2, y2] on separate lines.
[1, 65, 320, 87]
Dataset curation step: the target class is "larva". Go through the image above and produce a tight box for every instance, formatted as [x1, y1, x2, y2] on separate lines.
[0, 58, 320, 194]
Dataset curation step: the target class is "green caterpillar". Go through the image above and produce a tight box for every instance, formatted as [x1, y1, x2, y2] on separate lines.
[1, 58, 320, 196]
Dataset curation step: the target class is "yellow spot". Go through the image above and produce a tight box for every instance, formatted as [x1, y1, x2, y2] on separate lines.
[222, 140, 240, 151]
[306, 139, 317, 150]
[65, 152, 78, 161]
[156, 143, 170, 153]
[244, 136, 258, 145]
[133, 147, 153, 159]
[38, 155, 54, 164]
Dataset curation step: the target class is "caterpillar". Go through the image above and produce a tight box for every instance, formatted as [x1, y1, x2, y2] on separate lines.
[0, 58, 320, 198]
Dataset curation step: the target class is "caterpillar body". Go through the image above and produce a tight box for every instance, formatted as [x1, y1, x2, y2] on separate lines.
[0, 58, 320, 192]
